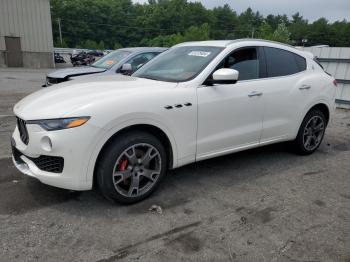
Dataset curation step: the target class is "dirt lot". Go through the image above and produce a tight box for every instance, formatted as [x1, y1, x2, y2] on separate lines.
[0, 68, 350, 262]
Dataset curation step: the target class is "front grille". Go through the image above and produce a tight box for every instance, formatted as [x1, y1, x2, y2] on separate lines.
[17, 117, 29, 145]
[12, 143, 64, 173]
[31, 155, 64, 173]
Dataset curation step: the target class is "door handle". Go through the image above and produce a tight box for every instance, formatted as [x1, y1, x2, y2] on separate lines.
[299, 85, 311, 90]
[248, 91, 263, 97]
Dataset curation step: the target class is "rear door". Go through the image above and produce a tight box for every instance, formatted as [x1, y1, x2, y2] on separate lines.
[259, 46, 311, 142]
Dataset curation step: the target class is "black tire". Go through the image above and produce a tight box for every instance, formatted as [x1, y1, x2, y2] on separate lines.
[292, 109, 327, 155]
[96, 131, 167, 204]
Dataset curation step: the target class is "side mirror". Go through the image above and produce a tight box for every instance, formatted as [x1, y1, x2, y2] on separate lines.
[212, 68, 239, 84]
[120, 63, 132, 75]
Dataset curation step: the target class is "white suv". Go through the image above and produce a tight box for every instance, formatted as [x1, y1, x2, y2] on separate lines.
[12, 40, 336, 203]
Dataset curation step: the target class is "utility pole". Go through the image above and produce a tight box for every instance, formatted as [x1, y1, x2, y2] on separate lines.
[251, 27, 255, 38]
[57, 18, 63, 46]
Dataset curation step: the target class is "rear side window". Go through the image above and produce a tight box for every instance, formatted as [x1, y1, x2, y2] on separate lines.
[295, 55, 307, 71]
[264, 47, 306, 77]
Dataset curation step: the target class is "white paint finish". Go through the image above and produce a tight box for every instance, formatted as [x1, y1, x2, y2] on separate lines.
[197, 80, 264, 159]
[12, 40, 336, 191]
[0, 0, 53, 52]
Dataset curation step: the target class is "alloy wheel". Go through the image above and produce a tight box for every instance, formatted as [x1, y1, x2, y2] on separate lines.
[112, 143, 161, 198]
[302, 115, 325, 151]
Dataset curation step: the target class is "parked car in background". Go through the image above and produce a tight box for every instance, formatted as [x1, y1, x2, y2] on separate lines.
[87, 50, 104, 57]
[13, 40, 336, 204]
[54, 53, 66, 64]
[70, 51, 95, 67]
[44, 47, 167, 86]
[103, 50, 113, 55]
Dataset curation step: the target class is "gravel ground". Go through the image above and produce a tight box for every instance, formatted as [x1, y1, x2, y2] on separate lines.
[0, 68, 349, 262]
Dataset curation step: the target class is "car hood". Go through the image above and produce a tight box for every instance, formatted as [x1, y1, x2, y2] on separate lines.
[47, 66, 106, 79]
[14, 75, 177, 120]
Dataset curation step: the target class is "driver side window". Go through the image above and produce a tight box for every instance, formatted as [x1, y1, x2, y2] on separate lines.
[126, 53, 158, 72]
[219, 48, 260, 81]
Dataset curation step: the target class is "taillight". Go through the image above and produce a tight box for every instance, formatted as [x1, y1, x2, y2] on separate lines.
[333, 79, 337, 87]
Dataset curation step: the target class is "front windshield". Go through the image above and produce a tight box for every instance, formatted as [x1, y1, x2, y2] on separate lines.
[92, 50, 131, 69]
[133, 46, 224, 82]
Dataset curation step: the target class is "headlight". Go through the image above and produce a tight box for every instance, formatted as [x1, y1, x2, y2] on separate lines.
[27, 117, 90, 131]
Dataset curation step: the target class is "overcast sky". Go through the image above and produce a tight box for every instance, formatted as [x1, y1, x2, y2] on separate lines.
[132, 0, 350, 22]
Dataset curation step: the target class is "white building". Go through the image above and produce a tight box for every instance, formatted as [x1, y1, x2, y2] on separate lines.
[0, 0, 54, 68]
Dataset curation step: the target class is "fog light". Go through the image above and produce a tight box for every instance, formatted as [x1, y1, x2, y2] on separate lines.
[41, 136, 52, 152]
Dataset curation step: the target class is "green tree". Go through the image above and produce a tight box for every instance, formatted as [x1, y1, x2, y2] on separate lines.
[148, 23, 210, 47]
[113, 42, 123, 49]
[211, 4, 238, 39]
[289, 13, 309, 45]
[257, 21, 273, 40]
[308, 18, 332, 46]
[50, 0, 350, 48]
[271, 22, 291, 43]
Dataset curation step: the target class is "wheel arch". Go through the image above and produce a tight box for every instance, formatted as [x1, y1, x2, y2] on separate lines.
[91, 123, 176, 188]
[305, 102, 330, 125]
[292, 100, 331, 141]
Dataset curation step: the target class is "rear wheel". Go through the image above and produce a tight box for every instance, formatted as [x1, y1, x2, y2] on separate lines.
[96, 131, 167, 204]
[292, 109, 326, 155]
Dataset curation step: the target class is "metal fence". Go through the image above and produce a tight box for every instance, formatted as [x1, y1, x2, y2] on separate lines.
[54, 47, 88, 54]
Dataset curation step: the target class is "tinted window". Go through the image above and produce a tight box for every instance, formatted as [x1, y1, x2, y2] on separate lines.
[295, 54, 307, 71]
[126, 52, 159, 72]
[219, 48, 260, 81]
[265, 47, 306, 77]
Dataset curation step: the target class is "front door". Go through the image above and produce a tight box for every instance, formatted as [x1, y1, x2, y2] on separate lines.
[5, 37, 22, 67]
[196, 47, 265, 160]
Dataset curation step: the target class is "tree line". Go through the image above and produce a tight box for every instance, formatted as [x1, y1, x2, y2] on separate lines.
[51, 0, 350, 49]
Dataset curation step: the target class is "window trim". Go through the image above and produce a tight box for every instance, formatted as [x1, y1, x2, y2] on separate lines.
[263, 46, 307, 79]
[203, 46, 266, 85]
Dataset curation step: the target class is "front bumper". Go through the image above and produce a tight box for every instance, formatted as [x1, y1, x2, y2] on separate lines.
[11, 122, 102, 191]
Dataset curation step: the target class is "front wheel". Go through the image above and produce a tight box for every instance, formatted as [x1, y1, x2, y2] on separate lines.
[292, 109, 327, 155]
[96, 131, 167, 204]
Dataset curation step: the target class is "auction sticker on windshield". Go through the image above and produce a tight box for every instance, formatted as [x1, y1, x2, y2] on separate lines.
[188, 51, 211, 57]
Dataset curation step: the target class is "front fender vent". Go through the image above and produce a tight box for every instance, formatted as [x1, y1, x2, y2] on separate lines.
[16, 117, 29, 145]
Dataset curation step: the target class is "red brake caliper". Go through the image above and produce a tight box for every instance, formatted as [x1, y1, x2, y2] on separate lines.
[119, 159, 128, 171]
[119, 159, 129, 184]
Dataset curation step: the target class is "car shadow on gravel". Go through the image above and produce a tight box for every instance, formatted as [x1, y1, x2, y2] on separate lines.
[0, 142, 317, 216]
